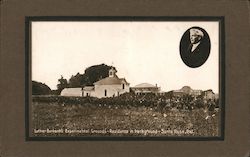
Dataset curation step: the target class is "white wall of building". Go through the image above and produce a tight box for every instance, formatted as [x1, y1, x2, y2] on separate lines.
[82, 91, 94, 97]
[93, 84, 129, 98]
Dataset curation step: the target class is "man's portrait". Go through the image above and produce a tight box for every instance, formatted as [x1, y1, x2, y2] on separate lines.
[180, 27, 211, 68]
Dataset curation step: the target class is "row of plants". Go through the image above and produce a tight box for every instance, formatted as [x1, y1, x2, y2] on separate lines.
[32, 93, 219, 111]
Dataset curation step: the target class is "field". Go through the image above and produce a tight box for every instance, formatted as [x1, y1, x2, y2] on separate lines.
[31, 95, 220, 137]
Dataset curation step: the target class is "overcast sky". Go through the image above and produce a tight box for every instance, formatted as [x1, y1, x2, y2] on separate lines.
[32, 21, 219, 93]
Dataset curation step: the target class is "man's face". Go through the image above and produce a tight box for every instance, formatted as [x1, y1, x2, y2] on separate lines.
[190, 34, 202, 44]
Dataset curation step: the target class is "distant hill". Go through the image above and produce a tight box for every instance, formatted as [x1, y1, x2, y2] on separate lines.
[32, 81, 51, 95]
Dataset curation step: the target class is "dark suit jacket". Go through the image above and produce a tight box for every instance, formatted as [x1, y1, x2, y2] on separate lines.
[181, 41, 210, 68]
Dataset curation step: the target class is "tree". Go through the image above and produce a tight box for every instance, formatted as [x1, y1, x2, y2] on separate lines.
[68, 73, 83, 87]
[57, 75, 68, 92]
[32, 81, 51, 95]
[83, 64, 113, 86]
[67, 63, 113, 87]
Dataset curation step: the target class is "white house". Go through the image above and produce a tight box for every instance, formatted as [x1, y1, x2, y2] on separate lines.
[131, 83, 161, 95]
[61, 67, 130, 98]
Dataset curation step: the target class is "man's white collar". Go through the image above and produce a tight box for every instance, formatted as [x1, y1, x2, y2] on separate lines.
[191, 42, 200, 52]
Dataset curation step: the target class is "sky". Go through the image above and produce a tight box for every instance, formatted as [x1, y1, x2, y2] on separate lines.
[32, 21, 219, 93]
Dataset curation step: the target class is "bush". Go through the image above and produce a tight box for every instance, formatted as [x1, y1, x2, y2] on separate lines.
[32, 81, 51, 95]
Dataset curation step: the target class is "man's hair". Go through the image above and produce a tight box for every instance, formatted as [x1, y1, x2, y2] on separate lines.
[190, 28, 204, 37]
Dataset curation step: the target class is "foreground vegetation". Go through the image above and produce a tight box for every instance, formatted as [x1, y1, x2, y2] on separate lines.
[31, 94, 220, 137]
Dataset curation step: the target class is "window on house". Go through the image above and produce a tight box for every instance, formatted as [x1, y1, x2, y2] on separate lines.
[86, 93, 89, 96]
[104, 89, 107, 96]
[122, 84, 125, 89]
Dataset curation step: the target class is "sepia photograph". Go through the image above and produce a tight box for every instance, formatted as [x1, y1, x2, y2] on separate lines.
[27, 17, 224, 139]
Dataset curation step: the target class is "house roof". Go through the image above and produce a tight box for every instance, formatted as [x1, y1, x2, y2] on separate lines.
[60, 88, 82, 96]
[133, 83, 158, 88]
[83, 86, 94, 91]
[94, 76, 129, 85]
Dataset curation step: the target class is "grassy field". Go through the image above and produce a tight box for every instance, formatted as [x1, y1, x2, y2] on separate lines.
[31, 96, 220, 137]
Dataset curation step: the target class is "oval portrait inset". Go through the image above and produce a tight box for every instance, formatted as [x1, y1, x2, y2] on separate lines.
[179, 27, 211, 68]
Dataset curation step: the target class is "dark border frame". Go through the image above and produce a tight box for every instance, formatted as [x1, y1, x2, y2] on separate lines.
[25, 16, 225, 141]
